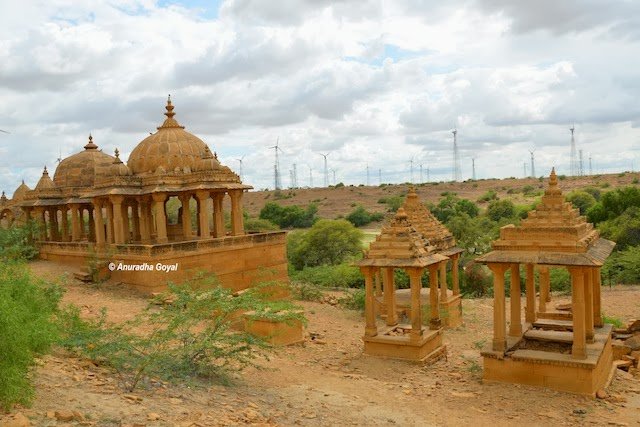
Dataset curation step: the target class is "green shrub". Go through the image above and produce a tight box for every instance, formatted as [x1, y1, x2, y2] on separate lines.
[549, 267, 571, 293]
[487, 199, 516, 222]
[602, 245, 640, 285]
[338, 288, 366, 311]
[603, 314, 624, 328]
[0, 223, 39, 261]
[566, 191, 597, 215]
[378, 195, 404, 212]
[345, 205, 384, 227]
[259, 202, 318, 228]
[289, 263, 364, 288]
[287, 220, 363, 270]
[588, 186, 640, 224]
[244, 218, 280, 232]
[598, 207, 640, 249]
[583, 187, 601, 201]
[477, 190, 498, 203]
[58, 274, 304, 391]
[430, 194, 479, 223]
[461, 262, 492, 297]
[446, 213, 498, 255]
[289, 282, 324, 301]
[0, 261, 62, 410]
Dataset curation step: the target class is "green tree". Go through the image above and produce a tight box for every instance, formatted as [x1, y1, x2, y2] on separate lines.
[599, 207, 640, 249]
[487, 199, 516, 222]
[566, 190, 596, 215]
[431, 194, 479, 223]
[345, 205, 384, 227]
[587, 186, 640, 224]
[446, 213, 498, 255]
[287, 219, 363, 270]
[259, 202, 318, 228]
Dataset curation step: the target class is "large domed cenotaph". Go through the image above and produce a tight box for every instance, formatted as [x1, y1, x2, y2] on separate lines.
[12, 97, 288, 292]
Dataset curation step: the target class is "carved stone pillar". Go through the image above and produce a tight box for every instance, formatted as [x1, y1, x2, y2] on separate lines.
[584, 268, 594, 342]
[70, 204, 81, 241]
[152, 193, 168, 243]
[569, 267, 587, 359]
[408, 268, 424, 341]
[211, 192, 225, 238]
[488, 263, 509, 352]
[428, 264, 440, 329]
[195, 191, 210, 239]
[110, 196, 125, 244]
[439, 260, 448, 301]
[229, 190, 244, 236]
[179, 194, 192, 239]
[452, 253, 460, 295]
[362, 266, 377, 337]
[93, 200, 105, 248]
[509, 263, 522, 337]
[525, 263, 536, 323]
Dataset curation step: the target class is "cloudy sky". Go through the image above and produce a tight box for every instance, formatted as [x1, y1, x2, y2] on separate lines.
[1, 0, 640, 195]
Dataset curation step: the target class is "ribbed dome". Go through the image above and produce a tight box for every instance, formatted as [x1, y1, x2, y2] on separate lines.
[12, 180, 30, 201]
[111, 148, 132, 176]
[127, 97, 220, 175]
[35, 166, 55, 191]
[53, 135, 116, 189]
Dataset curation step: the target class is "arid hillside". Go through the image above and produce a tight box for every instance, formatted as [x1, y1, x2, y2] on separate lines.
[241, 171, 640, 221]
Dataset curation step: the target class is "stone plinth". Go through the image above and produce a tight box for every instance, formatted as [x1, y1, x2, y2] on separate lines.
[243, 312, 304, 346]
[482, 324, 614, 395]
[364, 325, 446, 363]
[37, 232, 288, 294]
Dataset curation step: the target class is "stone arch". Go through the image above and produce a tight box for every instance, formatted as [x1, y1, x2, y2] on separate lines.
[0, 208, 14, 229]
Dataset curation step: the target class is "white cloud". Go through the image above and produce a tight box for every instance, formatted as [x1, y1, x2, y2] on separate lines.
[1, 0, 640, 196]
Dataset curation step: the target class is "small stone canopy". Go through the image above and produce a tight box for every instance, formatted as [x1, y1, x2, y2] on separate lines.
[358, 207, 448, 268]
[476, 168, 615, 362]
[402, 187, 463, 257]
[477, 168, 615, 266]
[357, 208, 448, 346]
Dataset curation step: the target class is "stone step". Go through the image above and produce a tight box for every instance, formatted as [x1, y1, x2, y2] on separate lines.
[532, 318, 574, 331]
[524, 329, 574, 344]
[73, 271, 92, 282]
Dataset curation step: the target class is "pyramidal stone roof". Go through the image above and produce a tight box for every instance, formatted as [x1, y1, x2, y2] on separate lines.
[358, 207, 448, 268]
[476, 168, 615, 267]
[402, 187, 462, 255]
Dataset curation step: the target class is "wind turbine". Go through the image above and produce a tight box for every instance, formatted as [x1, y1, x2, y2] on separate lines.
[319, 153, 330, 187]
[0, 129, 9, 134]
[235, 155, 246, 181]
[307, 164, 313, 188]
[409, 156, 415, 183]
[269, 137, 283, 190]
[529, 148, 536, 178]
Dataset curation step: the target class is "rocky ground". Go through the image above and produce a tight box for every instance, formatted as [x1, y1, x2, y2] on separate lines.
[1, 261, 640, 426]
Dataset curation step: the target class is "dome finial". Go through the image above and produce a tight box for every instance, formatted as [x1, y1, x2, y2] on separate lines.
[157, 95, 185, 129]
[113, 148, 123, 164]
[43, 165, 48, 175]
[84, 133, 98, 150]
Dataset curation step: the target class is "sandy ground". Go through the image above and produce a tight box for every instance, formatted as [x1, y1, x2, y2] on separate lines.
[2, 260, 640, 426]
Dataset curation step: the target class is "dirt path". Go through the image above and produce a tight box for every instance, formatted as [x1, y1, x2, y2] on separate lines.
[2, 260, 640, 426]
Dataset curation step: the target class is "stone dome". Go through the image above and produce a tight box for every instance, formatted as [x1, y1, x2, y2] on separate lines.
[127, 97, 221, 175]
[53, 135, 116, 189]
[35, 166, 55, 191]
[111, 148, 132, 176]
[12, 180, 30, 201]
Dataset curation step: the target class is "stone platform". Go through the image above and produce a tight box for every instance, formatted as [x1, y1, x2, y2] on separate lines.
[37, 232, 288, 293]
[482, 324, 614, 395]
[364, 324, 446, 363]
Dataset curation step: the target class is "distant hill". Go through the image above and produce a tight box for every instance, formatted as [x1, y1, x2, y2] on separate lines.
[241, 171, 640, 222]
